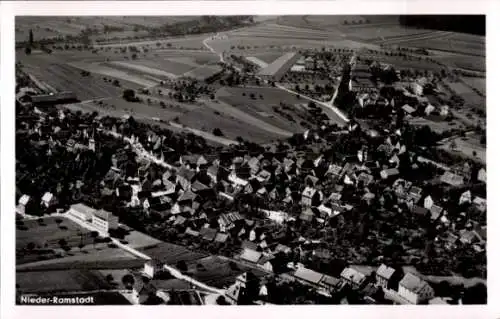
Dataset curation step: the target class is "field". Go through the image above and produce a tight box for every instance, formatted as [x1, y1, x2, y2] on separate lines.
[435, 55, 486, 73]
[16, 216, 145, 269]
[17, 269, 112, 294]
[17, 217, 91, 254]
[461, 77, 486, 95]
[217, 87, 315, 133]
[444, 79, 485, 106]
[438, 135, 486, 164]
[409, 117, 464, 134]
[177, 107, 283, 144]
[250, 52, 284, 64]
[395, 34, 485, 57]
[182, 65, 222, 81]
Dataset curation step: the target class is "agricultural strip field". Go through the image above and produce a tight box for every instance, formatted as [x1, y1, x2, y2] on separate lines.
[94, 34, 208, 49]
[19, 60, 130, 100]
[16, 269, 112, 294]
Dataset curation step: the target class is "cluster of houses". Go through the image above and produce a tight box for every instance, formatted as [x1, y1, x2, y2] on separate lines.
[289, 263, 437, 305]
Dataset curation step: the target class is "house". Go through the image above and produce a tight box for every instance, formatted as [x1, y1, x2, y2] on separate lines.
[92, 209, 119, 235]
[477, 168, 486, 183]
[424, 104, 435, 116]
[459, 229, 481, 245]
[199, 227, 217, 241]
[293, 267, 324, 286]
[176, 167, 196, 190]
[274, 244, 292, 255]
[228, 172, 249, 187]
[214, 232, 229, 244]
[185, 227, 200, 237]
[225, 272, 249, 305]
[459, 190, 472, 205]
[375, 264, 400, 290]
[440, 171, 464, 187]
[41, 192, 57, 208]
[207, 164, 219, 184]
[257, 255, 274, 272]
[16, 195, 31, 215]
[423, 195, 434, 210]
[240, 248, 262, 264]
[304, 56, 315, 70]
[429, 204, 444, 220]
[473, 196, 486, 212]
[357, 172, 374, 186]
[398, 273, 434, 304]
[299, 207, 316, 222]
[256, 170, 272, 183]
[301, 186, 317, 206]
[143, 259, 164, 279]
[218, 212, 243, 232]
[402, 104, 416, 115]
[247, 157, 261, 176]
[407, 186, 422, 203]
[380, 168, 399, 180]
[440, 105, 449, 117]
[320, 275, 344, 292]
[340, 267, 366, 289]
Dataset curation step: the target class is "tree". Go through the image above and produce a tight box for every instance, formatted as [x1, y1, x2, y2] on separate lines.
[29, 29, 34, 45]
[121, 274, 135, 290]
[55, 218, 63, 226]
[176, 260, 188, 272]
[25, 47, 32, 55]
[131, 53, 138, 60]
[26, 242, 36, 251]
[106, 274, 114, 283]
[58, 238, 68, 248]
[216, 295, 230, 305]
[122, 89, 136, 102]
[213, 128, 224, 136]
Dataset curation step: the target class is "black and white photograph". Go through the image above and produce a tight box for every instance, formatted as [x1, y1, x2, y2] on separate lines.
[12, 12, 488, 307]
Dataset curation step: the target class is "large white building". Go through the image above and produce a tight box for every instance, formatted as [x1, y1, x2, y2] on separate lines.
[67, 203, 96, 222]
[92, 209, 119, 235]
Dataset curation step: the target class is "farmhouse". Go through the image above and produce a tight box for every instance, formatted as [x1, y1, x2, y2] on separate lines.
[257, 52, 300, 81]
[397, 273, 434, 304]
[440, 171, 465, 187]
[340, 267, 366, 289]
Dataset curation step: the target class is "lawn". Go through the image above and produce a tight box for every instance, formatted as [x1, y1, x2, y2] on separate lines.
[403, 36, 485, 57]
[250, 52, 284, 64]
[17, 269, 112, 294]
[124, 58, 197, 76]
[436, 55, 486, 72]
[438, 135, 486, 165]
[106, 61, 180, 79]
[444, 80, 485, 106]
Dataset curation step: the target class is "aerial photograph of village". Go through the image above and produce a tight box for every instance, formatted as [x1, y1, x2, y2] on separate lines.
[15, 15, 486, 305]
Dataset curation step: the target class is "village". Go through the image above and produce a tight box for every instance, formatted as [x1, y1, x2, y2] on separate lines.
[15, 15, 486, 306]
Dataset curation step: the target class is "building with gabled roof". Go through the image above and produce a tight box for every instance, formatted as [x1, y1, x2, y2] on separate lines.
[398, 273, 434, 304]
